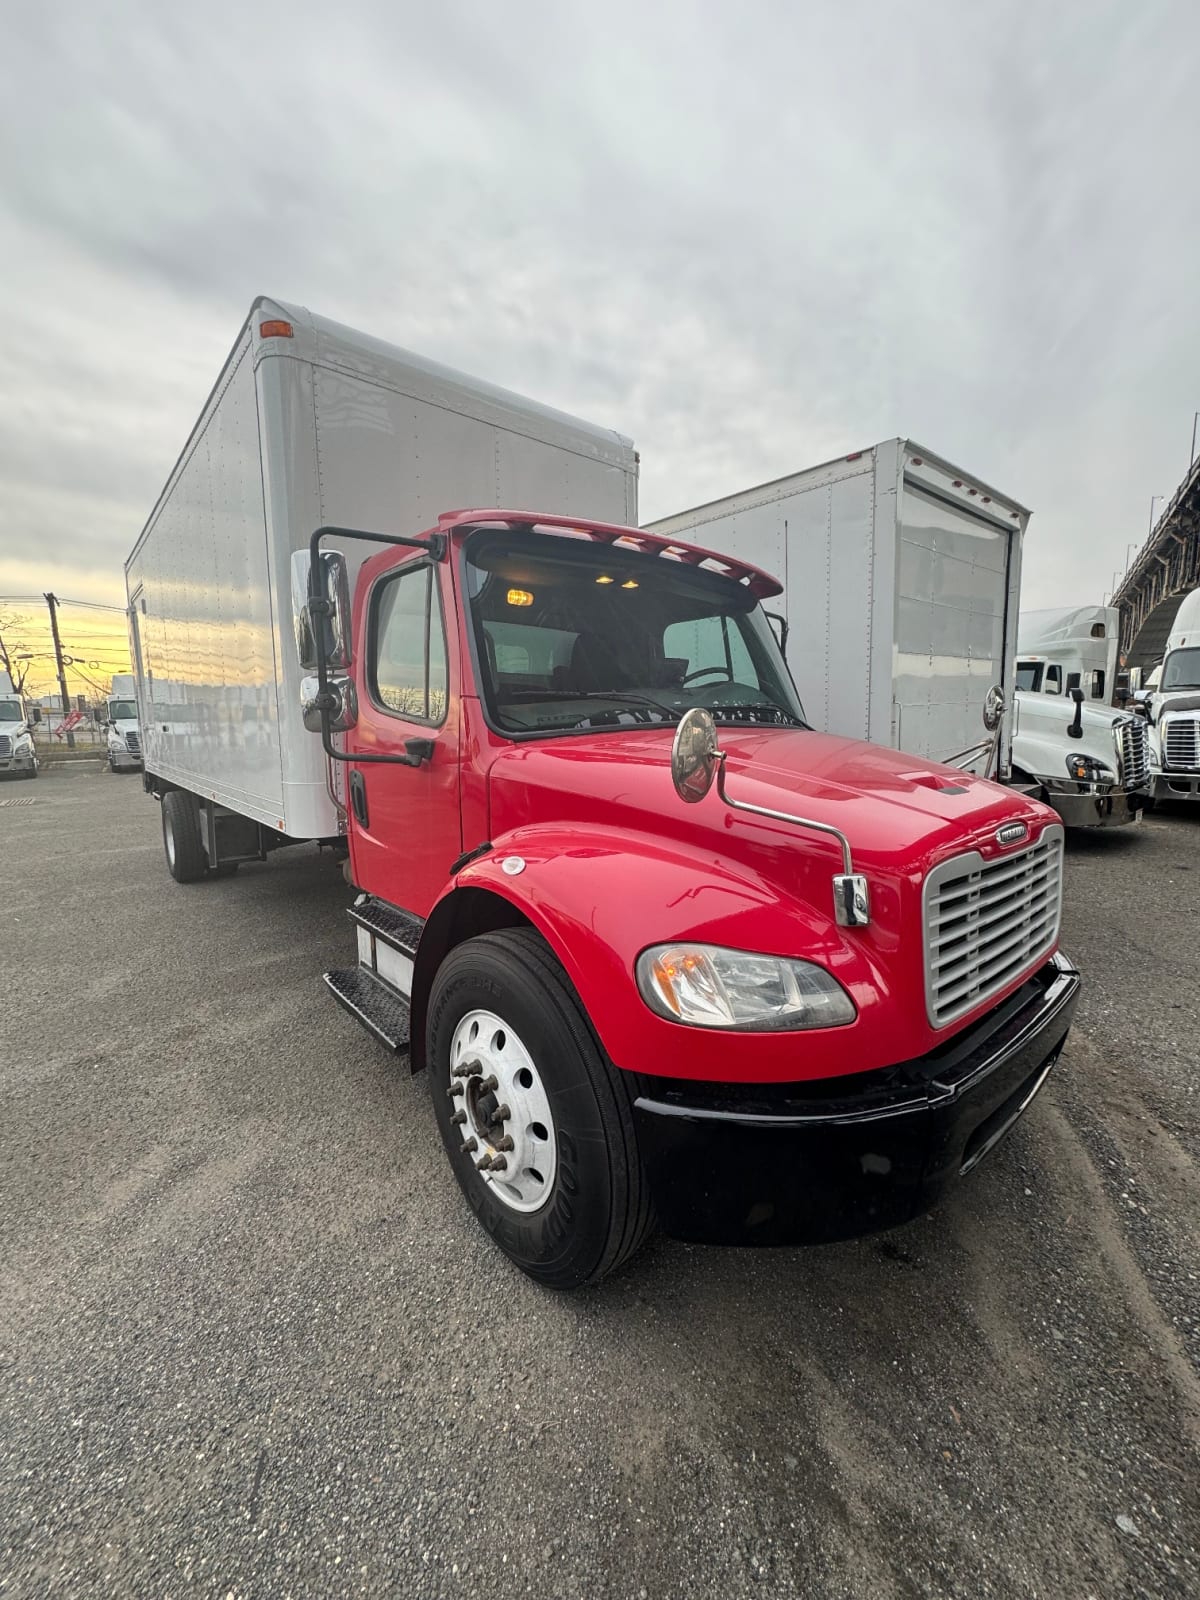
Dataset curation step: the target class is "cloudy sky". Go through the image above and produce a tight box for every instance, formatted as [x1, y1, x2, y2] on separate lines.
[1, 0, 1198, 690]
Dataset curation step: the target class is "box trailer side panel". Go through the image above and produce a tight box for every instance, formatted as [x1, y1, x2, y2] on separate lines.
[128, 299, 639, 839]
[128, 329, 285, 826]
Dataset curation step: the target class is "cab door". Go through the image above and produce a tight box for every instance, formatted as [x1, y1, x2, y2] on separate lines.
[347, 554, 462, 917]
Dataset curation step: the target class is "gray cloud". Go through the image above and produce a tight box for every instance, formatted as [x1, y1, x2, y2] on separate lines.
[2, 0, 1198, 607]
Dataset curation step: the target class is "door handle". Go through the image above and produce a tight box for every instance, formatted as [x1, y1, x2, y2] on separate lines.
[349, 769, 369, 827]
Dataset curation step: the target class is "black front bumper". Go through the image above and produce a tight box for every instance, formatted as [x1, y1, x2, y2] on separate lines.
[632, 953, 1080, 1246]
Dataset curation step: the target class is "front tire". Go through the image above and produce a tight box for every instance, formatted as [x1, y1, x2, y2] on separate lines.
[427, 928, 654, 1288]
[161, 790, 208, 882]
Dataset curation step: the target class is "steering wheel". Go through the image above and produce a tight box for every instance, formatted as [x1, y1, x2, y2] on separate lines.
[681, 666, 733, 686]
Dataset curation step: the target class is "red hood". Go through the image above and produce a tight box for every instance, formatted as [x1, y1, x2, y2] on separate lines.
[486, 725, 1056, 880]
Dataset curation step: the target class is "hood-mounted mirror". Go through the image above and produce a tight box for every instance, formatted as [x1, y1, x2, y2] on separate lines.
[669, 707, 870, 927]
[982, 684, 1005, 732]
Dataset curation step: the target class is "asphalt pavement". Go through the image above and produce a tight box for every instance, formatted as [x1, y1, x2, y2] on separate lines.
[2, 766, 1198, 1599]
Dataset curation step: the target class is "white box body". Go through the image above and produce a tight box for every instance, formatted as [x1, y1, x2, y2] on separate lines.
[646, 441, 1027, 772]
[126, 298, 638, 838]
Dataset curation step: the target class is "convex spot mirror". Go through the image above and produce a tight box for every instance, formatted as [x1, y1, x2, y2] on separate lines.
[982, 684, 1005, 732]
[301, 674, 358, 734]
[291, 549, 352, 672]
[671, 707, 721, 803]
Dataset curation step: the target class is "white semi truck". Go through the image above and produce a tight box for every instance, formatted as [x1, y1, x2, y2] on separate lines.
[1013, 606, 1149, 828]
[648, 451, 1149, 829]
[105, 671, 143, 772]
[0, 671, 38, 780]
[1141, 587, 1200, 806]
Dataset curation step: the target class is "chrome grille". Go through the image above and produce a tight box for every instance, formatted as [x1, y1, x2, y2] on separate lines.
[1163, 715, 1200, 771]
[924, 826, 1064, 1028]
[0, 735, 10, 758]
[1117, 716, 1149, 789]
[124, 730, 141, 755]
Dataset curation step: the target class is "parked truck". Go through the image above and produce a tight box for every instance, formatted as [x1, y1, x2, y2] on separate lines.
[1014, 606, 1149, 827]
[647, 448, 1149, 829]
[128, 306, 1079, 1287]
[105, 671, 143, 772]
[0, 671, 38, 779]
[1140, 587, 1200, 806]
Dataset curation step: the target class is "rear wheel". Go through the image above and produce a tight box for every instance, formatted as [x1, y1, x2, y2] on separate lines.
[161, 790, 208, 882]
[427, 928, 654, 1288]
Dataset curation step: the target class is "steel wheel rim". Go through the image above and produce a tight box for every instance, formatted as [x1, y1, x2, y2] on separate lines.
[165, 814, 176, 868]
[448, 1009, 557, 1213]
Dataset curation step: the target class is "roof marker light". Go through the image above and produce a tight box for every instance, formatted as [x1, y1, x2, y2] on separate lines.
[260, 320, 294, 338]
[621, 579, 639, 589]
[595, 575, 614, 585]
[506, 588, 533, 607]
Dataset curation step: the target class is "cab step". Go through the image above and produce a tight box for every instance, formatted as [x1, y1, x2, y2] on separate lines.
[349, 894, 423, 957]
[324, 965, 412, 1052]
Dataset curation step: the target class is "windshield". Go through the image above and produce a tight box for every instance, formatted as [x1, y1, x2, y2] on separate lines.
[0, 699, 22, 722]
[109, 699, 137, 720]
[1015, 662, 1043, 692]
[1162, 648, 1200, 691]
[463, 531, 806, 735]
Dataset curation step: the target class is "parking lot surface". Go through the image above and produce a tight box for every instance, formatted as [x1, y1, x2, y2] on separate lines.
[2, 769, 1198, 1599]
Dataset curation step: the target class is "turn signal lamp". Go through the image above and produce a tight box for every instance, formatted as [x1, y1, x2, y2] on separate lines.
[259, 320, 294, 338]
[507, 588, 534, 607]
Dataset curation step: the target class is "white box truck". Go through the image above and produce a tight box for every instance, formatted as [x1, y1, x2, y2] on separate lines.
[126, 297, 638, 851]
[646, 441, 1024, 776]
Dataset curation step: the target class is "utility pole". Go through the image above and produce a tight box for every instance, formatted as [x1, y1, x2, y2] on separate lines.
[44, 592, 75, 749]
[1192, 411, 1198, 471]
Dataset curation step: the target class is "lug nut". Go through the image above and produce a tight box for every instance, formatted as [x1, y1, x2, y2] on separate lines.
[448, 1084, 464, 1099]
[477, 1074, 499, 1093]
[490, 1103, 511, 1125]
[493, 1134, 514, 1152]
[462, 1137, 478, 1153]
[489, 1156, 508, 1172]
[476, 1154, 494, 1171]
[450, 1109, 467, 1125]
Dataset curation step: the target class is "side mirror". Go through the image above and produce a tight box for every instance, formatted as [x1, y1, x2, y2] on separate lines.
[29, 706, 42, 725]
[291, 549, 352, 672]
[1067, 685, 1085, 740]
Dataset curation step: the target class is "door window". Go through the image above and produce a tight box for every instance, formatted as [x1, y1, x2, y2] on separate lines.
[369, 564, 448, 724]
[1044, 665, 1062, 694]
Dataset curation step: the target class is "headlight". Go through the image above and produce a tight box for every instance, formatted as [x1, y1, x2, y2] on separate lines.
[1065, 753, 1115, 784]
[636, 943, 856, 1031]
[1148, 744, 1160, 768]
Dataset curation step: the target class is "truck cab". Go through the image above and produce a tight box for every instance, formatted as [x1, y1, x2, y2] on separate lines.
[105, 672, 143, 772]
[0, 676, 38, 780]
[1013, 606, 1149, 828]
[1142, 588, 1200, 804]
[283, 509, 1079, 1285]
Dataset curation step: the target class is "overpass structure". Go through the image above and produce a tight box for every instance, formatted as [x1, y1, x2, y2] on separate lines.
[1114, 453, 1200, 669]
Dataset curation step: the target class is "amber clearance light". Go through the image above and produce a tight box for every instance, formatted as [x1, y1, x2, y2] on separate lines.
[507, 588, 534, 607]
[259, 320, 294, 339]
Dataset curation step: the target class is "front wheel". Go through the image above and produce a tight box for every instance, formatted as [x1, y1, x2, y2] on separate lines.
[427, 928, 654, 1288]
